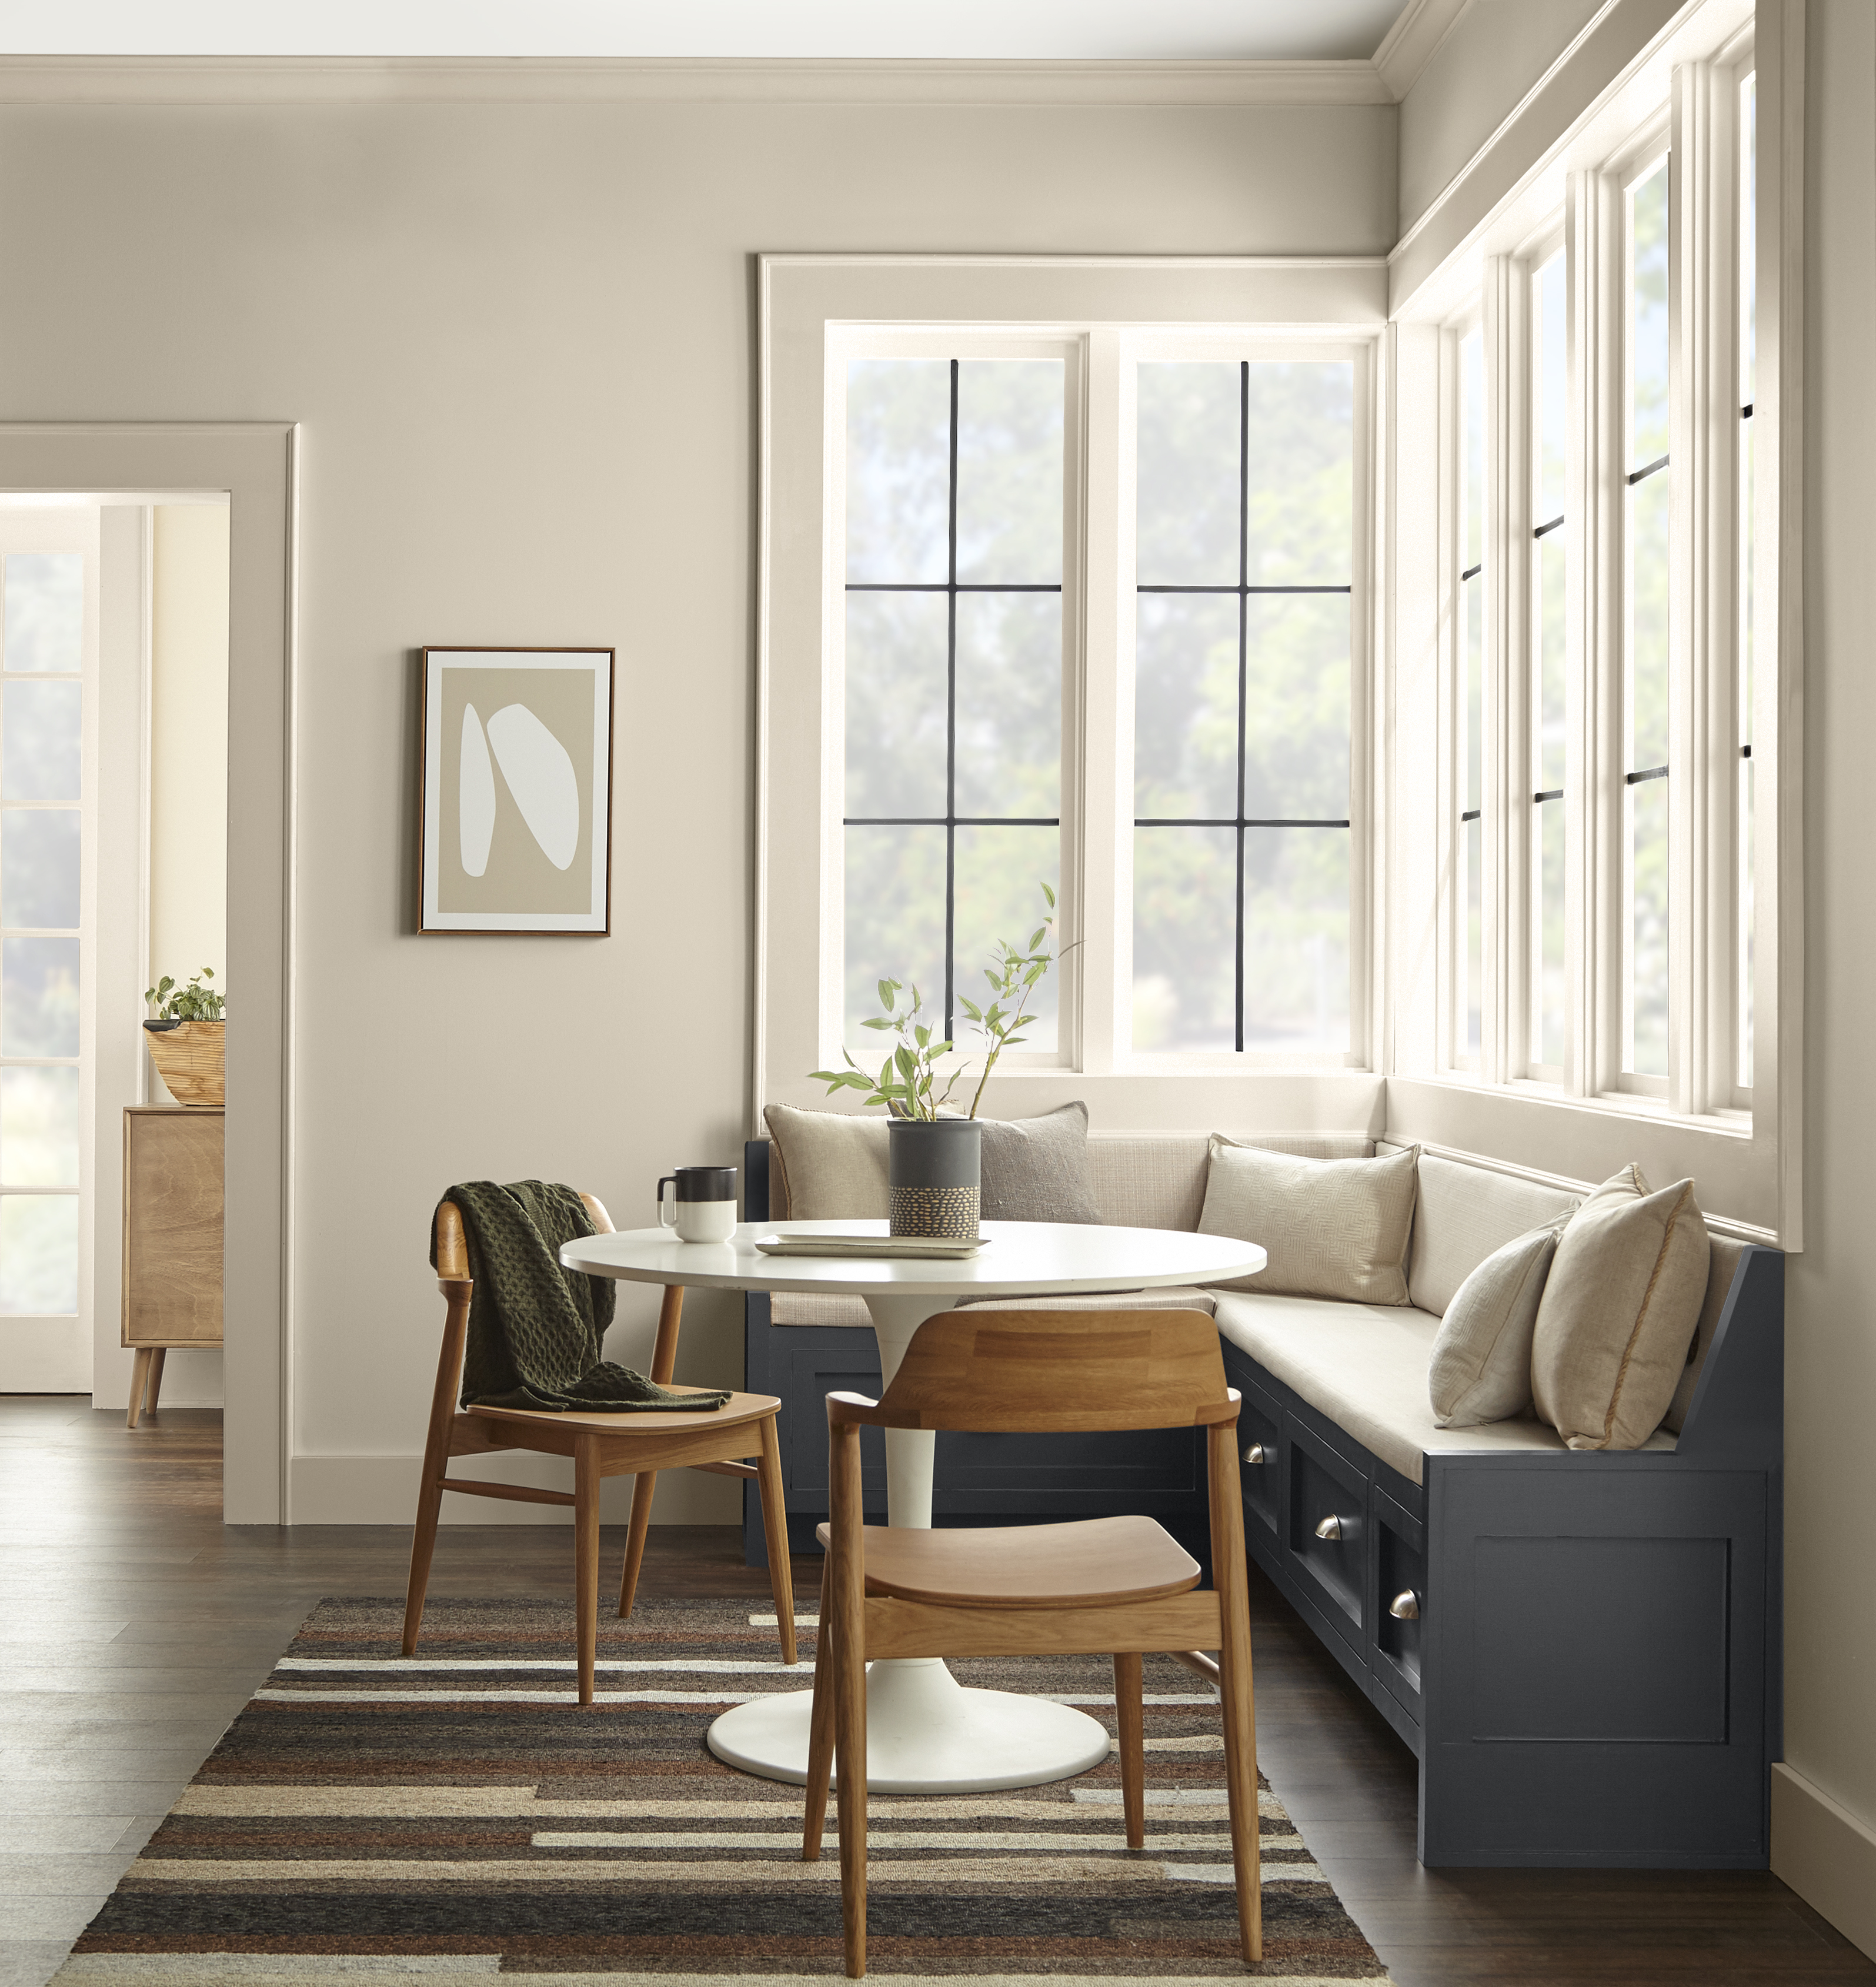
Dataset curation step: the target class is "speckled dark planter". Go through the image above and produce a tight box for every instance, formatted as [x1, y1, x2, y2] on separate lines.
[887, 1118, 982, 1240]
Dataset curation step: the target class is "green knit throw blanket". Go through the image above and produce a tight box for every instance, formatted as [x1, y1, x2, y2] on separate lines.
[436, 1180, 729, 1415]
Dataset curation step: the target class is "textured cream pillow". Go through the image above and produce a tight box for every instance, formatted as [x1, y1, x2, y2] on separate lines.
[1530, 1164, 1711, 1451]
[763, 1106, 889, 1219]
[1427, 1224, 1564, 1427]
[1199, 1136, 1420, 1305]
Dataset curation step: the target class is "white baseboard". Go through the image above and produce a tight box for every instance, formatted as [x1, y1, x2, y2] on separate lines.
[1772, 1762, 1876, 1961]
[287, 1452, 740, 1526]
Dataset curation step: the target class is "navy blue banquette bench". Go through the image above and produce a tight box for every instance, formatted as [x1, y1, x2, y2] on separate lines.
[738, 1130, 1782, 1871]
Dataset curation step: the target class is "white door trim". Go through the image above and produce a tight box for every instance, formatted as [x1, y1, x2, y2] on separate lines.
[0, 424, 297, 1523]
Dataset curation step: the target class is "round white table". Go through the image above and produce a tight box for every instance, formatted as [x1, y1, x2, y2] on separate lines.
[560, 1217, 1267, 1794]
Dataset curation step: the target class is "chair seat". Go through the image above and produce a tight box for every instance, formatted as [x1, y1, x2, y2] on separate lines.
[468, 1386, 781, 1437]
[812, 1512, 1201, 1609]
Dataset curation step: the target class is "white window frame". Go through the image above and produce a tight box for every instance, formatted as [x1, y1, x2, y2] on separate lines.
[1387, 0, 1794, 1244]
[757, 256, 1388, 1134]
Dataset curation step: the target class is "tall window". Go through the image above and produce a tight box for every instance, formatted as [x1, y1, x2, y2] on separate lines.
[1736, 69, 1757, 1095]
[0, 545, 85, 1320]
[842, 355, 1065, 1052]
[1457, 328, 1485, 1067]
[1622, 153, 1671, 1087]
[1530, 252, 1567, 1077]
[1437, 44, 1761, 1127]
[1133, 360, 1353, 1055]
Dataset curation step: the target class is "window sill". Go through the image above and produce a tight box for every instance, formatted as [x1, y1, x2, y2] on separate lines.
[1402, 1071, 1755, 1141]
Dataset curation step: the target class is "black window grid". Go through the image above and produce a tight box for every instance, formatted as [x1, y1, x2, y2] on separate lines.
[1133, 360, 1352, 1055]
[1623, 443, 1670, 789]
[842, 358, 1061, 1042]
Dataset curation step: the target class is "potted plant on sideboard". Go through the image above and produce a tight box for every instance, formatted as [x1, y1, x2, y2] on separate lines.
[810, 884, 1069, 1239]
[143, 968, 225, 1108]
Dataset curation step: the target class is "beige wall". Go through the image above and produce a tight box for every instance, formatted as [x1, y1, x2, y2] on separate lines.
[1396, 0, 1607, 233]
[1774, 0, 1876, 1951]
[0, 85, 1394, 1523]
[149, 503, 229, 1008]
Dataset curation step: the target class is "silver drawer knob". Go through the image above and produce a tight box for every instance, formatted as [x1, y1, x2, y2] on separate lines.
[1313, 1514, 1344, 1541]
[1389, 1590, 1421, 1621]
[1243, 1443, 1268, 1465]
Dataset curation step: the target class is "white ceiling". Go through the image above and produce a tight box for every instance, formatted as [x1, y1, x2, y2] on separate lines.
[0, 0, 1414, 63]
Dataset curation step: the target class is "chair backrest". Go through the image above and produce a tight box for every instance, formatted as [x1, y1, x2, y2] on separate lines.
[852, 1308, 1236, 1435]
[432, 1190, 615, 1287]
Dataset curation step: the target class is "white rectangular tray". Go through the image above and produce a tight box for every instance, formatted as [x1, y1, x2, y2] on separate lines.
[753, 1233, 989, 1261]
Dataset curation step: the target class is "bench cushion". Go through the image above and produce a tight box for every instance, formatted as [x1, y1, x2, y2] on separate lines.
[1665, 1234, 1745, 1433]
[1213, 1290, 1677, 1487]
[1408, 1154, 1584, 1316]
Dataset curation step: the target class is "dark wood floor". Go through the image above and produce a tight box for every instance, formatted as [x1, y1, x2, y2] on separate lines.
[0, 1396, 1868, 1987]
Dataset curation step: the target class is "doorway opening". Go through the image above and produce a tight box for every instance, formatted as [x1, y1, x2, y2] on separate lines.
[0, 496, 231, 1482]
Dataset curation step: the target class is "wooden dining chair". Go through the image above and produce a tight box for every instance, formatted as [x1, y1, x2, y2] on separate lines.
[802, 1308, 1259, 1978]
[402, 1192, 797, 1702]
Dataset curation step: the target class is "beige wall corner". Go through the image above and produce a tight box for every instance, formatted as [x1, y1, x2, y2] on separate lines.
[1772, 1764, 1876, 1962]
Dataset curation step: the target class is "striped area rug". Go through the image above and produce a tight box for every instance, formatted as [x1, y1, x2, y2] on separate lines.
[58, 1596, 1391, 1983]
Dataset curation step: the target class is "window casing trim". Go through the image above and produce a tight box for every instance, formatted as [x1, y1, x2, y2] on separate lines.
[1388, 1, 1795, 1244]
[756, 255, 1389, 1133]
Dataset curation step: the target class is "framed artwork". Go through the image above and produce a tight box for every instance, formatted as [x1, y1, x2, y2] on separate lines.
[418, 647, 614, 934]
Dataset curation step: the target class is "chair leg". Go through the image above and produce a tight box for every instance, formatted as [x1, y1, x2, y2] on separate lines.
[828, 1420, 868, 1978]
[574, 1437, 601, 1708]
[756, 1415, 798, 1666]
[1217, 1614, 1263, 1965]
[617, 1471, 657, 1619]
[834, 1565, 868, 1977]
[802, 1560, 835, 1861]
[1113, 1651, 1146, 1849]
[400, 1465, 448, 1658]
[126, 1348, 152, 1430]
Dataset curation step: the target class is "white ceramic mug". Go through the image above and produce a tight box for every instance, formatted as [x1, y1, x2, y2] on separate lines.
[658, 1166, 738, 1243]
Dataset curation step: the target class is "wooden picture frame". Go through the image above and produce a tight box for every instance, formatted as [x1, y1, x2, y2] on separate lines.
[418, 646, 614, 935]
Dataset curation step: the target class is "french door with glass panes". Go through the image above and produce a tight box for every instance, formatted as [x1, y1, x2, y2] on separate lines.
[835, 333, 1362, 1074]
[0, 513, 95, 1391]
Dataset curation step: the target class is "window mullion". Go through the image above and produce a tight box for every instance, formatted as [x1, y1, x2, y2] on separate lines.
[1482, 255, 1526, 1088]
[1568, 165, 1624, 1100]
[1670, 59, 1727, 1120]
[1078, 330, 1120, 1076]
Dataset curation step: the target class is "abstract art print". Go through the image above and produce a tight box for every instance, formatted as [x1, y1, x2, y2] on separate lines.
[418, 647, 613, 934]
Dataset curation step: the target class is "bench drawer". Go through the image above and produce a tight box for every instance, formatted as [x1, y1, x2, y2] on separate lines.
[1371, 1485, 1425, 1722]
[1236, 1373, 1283, 1547]
[1284, 1412, 1368, 1654]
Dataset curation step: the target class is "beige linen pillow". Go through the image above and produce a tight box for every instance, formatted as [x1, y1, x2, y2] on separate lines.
[1530, 1164, 1711, 1451]
[763, 1105, 889, 1220]
[979, 1103, 1104, 1225]
[1427, 1224, 1564, 1427]
[1198, 1136, 1420, 1305]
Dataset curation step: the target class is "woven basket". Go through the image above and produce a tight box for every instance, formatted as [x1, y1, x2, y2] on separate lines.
[142, 1021, 225, 1107]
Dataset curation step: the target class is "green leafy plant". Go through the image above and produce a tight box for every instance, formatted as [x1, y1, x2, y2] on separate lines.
[810, 883, 1071, 1120]
[145, 968, 225, 1023]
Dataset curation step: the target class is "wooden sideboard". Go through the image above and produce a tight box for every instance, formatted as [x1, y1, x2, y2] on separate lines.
[122, 1106, 224, 1428]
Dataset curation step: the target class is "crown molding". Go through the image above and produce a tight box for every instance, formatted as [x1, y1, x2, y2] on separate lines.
[0, 52, 1399, 107]
[1371, 0, 1472, 99]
